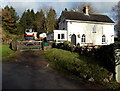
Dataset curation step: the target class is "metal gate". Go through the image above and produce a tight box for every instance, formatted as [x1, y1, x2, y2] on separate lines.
[17, 41, 43, 51]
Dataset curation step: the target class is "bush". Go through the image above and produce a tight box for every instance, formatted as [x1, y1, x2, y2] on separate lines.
[56, 43, 117, 78]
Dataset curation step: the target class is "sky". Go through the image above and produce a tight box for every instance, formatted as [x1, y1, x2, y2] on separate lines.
[0, 0, 120, 21]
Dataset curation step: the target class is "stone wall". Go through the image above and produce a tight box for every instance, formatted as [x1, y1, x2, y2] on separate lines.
[54, 42, 120, 82]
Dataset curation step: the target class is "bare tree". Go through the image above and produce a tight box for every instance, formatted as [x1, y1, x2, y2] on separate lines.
[71, 2, 96, 14]
[112, 1, 120, 40]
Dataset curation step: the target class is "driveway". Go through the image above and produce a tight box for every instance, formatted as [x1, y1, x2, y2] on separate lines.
[2, 51, 105, 89]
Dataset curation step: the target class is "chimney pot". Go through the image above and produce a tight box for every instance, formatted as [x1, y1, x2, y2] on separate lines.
[83, 5, 89, 15]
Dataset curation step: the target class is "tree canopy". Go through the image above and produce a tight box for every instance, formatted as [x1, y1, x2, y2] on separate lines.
[2, 5, 96, 36]
[112, 1, 120, 40]
[45, 8, 57, 33]
[2, 6, 19, 34]
[33, 10, 45, 34]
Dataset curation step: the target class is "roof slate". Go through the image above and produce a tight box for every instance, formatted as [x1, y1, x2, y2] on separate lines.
[61, 11, 114, 23]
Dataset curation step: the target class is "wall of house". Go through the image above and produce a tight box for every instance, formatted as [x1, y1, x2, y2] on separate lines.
[47, 33, 54, 41]
[66, 20, 114, 46]
[103, 25, 114, 44]
[53, 30, 67, 43]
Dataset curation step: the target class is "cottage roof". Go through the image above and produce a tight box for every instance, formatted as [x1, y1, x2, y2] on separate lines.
[61, 11, 114, 23]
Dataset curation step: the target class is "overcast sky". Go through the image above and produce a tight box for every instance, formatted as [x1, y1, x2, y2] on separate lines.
[1, 0, 120, 21]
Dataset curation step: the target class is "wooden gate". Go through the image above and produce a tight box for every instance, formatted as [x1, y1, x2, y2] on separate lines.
[11, 40, 43, 51]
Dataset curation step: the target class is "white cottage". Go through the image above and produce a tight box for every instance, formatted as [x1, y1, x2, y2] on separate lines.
[47, 6, 115, 46]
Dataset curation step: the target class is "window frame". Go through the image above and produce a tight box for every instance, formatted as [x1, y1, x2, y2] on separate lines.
[81, 34, 86, 43]
[58, 34, 60, 39]
[102, 35, 106, 43]
[61, 34, 65, 39]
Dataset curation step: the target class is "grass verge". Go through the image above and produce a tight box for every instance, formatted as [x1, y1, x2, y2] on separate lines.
[1, 45, 17, 60]
[44, 48, 120, 89]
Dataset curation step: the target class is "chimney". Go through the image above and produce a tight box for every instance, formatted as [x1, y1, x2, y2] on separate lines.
[83, 5, 89, 15]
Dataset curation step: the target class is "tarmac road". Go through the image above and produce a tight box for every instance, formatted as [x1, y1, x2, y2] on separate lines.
[2, 51, 105, 90]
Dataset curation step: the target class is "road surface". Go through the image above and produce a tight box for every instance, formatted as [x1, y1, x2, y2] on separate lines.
[2, 51, 105, 90]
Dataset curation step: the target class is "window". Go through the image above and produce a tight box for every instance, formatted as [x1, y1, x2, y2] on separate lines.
[81, 34, 86, 43]
[102, 35, 106, 43]
[93, 25, 96, 33]
[58, 34, 60, 39]
[61, 34, 65, 39]
[58, 34, 65, 39]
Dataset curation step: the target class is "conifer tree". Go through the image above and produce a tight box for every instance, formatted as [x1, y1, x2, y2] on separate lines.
[19, 9, 35, 33]
[45, 8, 57, 33]
[2, 6, 19, 34]
[33, 9, 45, 34]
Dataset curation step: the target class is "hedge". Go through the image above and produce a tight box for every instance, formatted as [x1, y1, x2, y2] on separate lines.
[44, 49, 112, 82]
[44, 48, 120, 89]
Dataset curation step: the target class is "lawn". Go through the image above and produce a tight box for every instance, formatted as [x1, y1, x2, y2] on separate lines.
[115, 41, 120, 44]
[1, 45, 15, 60]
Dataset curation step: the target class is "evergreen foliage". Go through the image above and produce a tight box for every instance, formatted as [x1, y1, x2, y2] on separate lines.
[45, 8, 57, 33]
[33, 10, 45, 34]
[2, 6, 19, 34]
[19, 9, 35, 31]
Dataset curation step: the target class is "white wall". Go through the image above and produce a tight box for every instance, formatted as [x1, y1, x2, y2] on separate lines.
[67, 20, 114, 46]
[103, 25, 114, 44]
[53, 30, 67, 43]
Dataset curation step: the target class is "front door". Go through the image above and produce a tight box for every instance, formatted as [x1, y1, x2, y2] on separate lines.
[71, 34, 76, 45]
